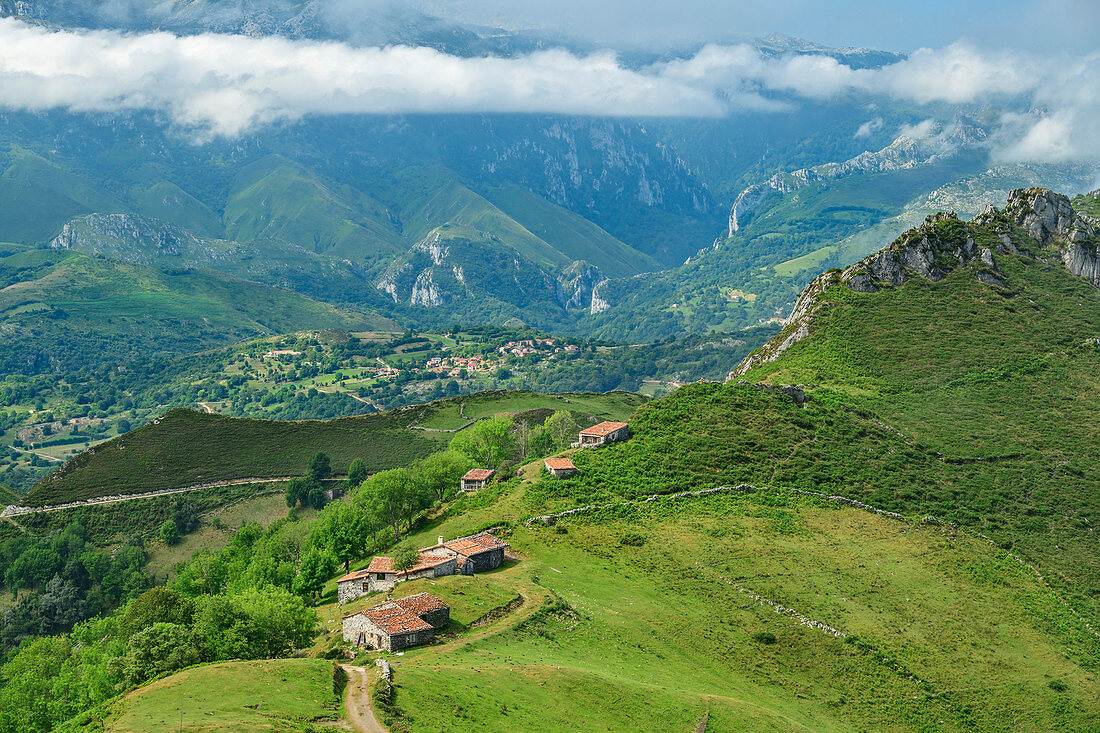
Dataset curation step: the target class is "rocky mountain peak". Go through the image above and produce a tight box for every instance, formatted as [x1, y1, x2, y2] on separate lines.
[998, 188, 1080, 245]
[730, 188, 1100, 378]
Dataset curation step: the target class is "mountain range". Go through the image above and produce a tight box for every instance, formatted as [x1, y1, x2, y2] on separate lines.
[0, 1, 1097, 362]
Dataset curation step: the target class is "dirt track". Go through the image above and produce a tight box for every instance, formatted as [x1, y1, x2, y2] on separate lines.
[341, 665, 387, 733]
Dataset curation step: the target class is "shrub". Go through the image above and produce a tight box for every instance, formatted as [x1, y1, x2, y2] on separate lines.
[158, 519, 179, 546]
[619, 532, 646, 547]
[752, 631, 777, 645]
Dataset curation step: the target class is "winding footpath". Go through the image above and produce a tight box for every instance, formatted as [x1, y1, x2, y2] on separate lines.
[341, 665, 388, 733]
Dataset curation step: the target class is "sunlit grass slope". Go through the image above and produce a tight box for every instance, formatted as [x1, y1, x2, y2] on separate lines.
[739, 253, 1100, 622]
[98, 659, 340, 733]
[361, 487, 1100, 732]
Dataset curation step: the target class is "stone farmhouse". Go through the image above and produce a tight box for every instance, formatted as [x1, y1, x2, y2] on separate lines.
[577, 421, 629, 447]
[342, 592, 450, 651]
[544, 457, 577, 477]
[337, 531, 510, 603]
[460, 468, 495, 492]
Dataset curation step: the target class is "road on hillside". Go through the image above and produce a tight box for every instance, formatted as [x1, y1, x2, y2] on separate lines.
[341, 665, 387, 733]
[2, 475, 345, 517]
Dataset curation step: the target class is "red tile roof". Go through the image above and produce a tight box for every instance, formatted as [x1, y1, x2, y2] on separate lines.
[364, 552, 452, 576]
[361, 602, 433, 634]
[336, 568, 372, 583]
[578, 421, 628, 437]
[345, 592, 449, 635]
[443, 531, 509, 557]
[544, 458, 576, 470]
[462, 469, 495, 481]
[394, 592, 449, 616]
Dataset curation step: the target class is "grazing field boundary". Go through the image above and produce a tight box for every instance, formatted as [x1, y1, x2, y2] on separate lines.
[524, 482, 1100, 640]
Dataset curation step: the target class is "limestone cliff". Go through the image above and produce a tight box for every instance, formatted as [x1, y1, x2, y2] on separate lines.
[376, 225, 609, 315]
[727, 120, 986, 235]
[730, 188, 1100, 378]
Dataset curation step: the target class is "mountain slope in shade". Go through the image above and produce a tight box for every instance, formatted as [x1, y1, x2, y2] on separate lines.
[0, 248, 396, 373]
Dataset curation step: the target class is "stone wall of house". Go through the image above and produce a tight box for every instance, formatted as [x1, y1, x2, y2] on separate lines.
[343, 614, 377, 646]
[389, 628, 435, 651]
[466, 548, 505, 573]
[338, 578, 371, 605]
[419, 607, 450, 629]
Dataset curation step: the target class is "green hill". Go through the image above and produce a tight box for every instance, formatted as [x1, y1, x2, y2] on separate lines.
[0, 248, 397, 372]
[305, 482, 1099, 732]
[128, 180, 224, 238]
[80, 659, 341, 733]
[224, 156, 404, 260]
[478, 182, 662, 277]
[0, 483, 19, 504]
[0, 146, 125, 244]
[25, 391, 646, 505]
[733, 188, 1100, 620]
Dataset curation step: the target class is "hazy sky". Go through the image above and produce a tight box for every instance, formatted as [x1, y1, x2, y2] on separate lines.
[423, 0, 1100, 54]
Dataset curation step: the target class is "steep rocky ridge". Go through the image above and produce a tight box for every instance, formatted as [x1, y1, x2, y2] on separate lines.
[45, 212, 381, 301]
[727, 119, 987, 235]
[731, 187, 1100, 377]
[376, 225, 610, 319]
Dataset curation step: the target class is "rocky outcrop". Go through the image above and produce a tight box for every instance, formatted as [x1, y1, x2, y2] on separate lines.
[377, 226, 616, 316]
[557, 261, 608, 312]
[49, 213, 225, 266]
[999, 188, 1099, 287]
[730, 188, 1100, 378]
[727, 120, 987, 236]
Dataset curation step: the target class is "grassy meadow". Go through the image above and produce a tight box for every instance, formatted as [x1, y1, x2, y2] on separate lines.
[97, 659, 341, 733]
[316, 483, 1100, 732]
[739, 253, 1100, 622]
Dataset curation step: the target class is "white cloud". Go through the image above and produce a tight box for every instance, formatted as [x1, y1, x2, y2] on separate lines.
[0, 18, 724, 136]
[897, 119, 937, 141]
[0, 18, 1096, 163]
[854, 118, 882, 138]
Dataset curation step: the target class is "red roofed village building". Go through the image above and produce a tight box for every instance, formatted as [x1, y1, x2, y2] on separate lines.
[544, 457, 577, 478]
[460, 468, 494, 492]
[577, 421, 629, 447]
[421, 531, 510, 574]
[342, 592, 450, 651]
[337, 531, 510, 603]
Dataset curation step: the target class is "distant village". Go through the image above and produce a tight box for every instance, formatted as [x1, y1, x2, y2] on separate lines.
[338, 420, 630, 652]
[261, 335, 583, 386]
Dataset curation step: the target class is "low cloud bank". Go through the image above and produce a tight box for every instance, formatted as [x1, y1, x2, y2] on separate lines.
[0, 18, 1095, 160]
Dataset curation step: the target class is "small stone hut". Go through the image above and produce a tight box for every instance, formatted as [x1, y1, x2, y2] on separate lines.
[421, 531, 509, 574]
[342, 592, 450, 651]
[577, 421, 629, 447]
[460, 468, 495, 492]
[336, 531, 510, 604]
[544, 457, 578, 478]
[337, 552, 456, 603]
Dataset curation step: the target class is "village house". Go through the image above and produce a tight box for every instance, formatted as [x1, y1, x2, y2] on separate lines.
[337, 531, 510, 603]
[577, 421, 629, 447]
[342, 592, 450, 651]
[544, 457, 577, 478]
[337, 552, 456, 601]
[419, 531, 510, 574]
[460, 468, 494, 492]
